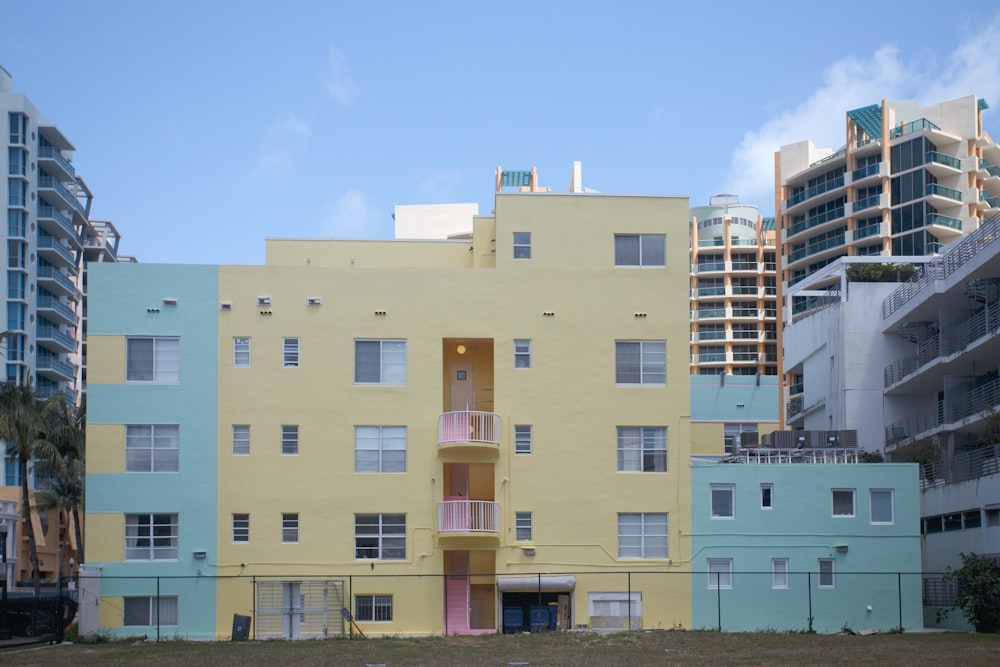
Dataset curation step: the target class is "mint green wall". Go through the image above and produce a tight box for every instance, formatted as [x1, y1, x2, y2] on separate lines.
[87, 263, 219, 639]
[690, 374, 779, 423]
[690, 461, 922, 632]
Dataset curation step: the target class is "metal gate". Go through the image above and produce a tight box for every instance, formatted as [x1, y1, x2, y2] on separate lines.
[256, 580, 345, 639]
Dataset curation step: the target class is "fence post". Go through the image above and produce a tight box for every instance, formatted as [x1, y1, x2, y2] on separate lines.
[807, 571, 813, 632]
[627, 571, 632, 630]
[897, 572, 903, 630]
[716, 571, 721, 632]
[156, 576, 161, 643]
[252, 575, 256, 641]
[348, 575, 354, 639]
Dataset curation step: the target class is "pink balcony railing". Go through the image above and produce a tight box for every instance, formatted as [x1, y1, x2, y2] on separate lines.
[438, 411, 500, 446]
[438, 500, 499, 534]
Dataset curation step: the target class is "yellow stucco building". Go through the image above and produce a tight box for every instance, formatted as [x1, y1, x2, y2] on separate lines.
[86, 177, 700, 638]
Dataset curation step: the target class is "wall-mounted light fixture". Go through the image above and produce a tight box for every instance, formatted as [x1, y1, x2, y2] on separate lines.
[456, 344, 467, 355]
[163, 298, 178, 306]
[193, 551, 207, 560]
[523, 549, 536, 557]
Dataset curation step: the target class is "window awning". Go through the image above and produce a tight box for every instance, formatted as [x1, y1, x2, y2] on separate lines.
[496, 575, 575, 592]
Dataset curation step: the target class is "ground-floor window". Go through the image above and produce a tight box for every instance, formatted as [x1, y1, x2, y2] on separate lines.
[355, 594, 393, 622]
[123, 596, 178, 626]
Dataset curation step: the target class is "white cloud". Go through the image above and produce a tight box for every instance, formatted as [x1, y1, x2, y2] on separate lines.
[323, 45, 356, 105]
[724, 11, 1000, 210]
[323, 190, 379, 237]
[250, 113, 311, 182]
[415, 170, 464, 202]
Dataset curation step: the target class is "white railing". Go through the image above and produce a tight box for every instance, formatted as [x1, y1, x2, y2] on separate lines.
[737, 448, 860, 464]
[438, 500, 499, 534]
[438, 411, 500, 445]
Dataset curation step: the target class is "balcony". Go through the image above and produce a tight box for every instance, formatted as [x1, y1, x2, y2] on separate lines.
[852, 194, 882, 213]
[851, 162, 882, 183]
[695, 261, 726, 274]
[927, 213, 963, 231]
[853, 224, 882, 241]
[787, 235, 846, 264]
[730, 261, 758, 273]
[696, 239, 725, 248]
[694, 286, 726, 298]
[437, 500, 500, 542]
[37, 235, 79, 271]
[785, 175, 846, 210]
[37, 295, 77, 327]
[37, 175, 81, 214]
[784, 206, 845, 241]
[692, 308, 726, 321]
[889, 117, 940, 139]
[36, 266, 79, 299]
[36, 354, 77, 382]
[924, 151, 961, 175]
[438, 411, 500, 455]
[925, 183, 962, 203]
[37, 146, 76, 180]
[693, 352, 726, 363]
[885, 376, 1000, 450]
[36, 204, 81, 245]
[37, 322, 77, 355]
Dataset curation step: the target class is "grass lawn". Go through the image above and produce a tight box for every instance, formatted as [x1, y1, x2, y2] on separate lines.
[2, 630, 999, 666]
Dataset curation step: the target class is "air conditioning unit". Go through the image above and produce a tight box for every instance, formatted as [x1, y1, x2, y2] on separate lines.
[257, 296, 272, 306]
[219, 302, 233, 311]
[307, 297, 322, 306]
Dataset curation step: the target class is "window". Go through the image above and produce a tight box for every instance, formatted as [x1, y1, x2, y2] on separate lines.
[232, 514, 249, 543]
[515, 512, 532, 541]
[355, 426, 406, 472]
[124, 596, 178, 626]
[125, 514, 178, 560]
[125, 425, 179, 472]
[870, 489, 894, 524]
[232, 425, 250, 455]
[8, 113, 27, 145]
[233, 337, 250, 367]
[588, 592, 641, 630]
[772, 558, 789, 589]
[355, 513, 406, 560]
[963, 510, 981, 529]
[514, 425, 532, 454]
[355, 339, 406, 384]
[711, 484, 734, 519]
[617, 427, 667, 472]
[355, 595, 392, 622]
[126, 337, 180, 383]
[283, 337, 299, 367]
[513, 232, 531, 259]
[761, 484, 773, 509]
[617, 513, 667, 558]
[282, 513, 298, 543]
[614, 234, 666, 266]
[615, 341, 666, 385]
[832, 489, 855, 517]
[986, 508, 1000, 527]
[818, 559, 835, 587]
[514, 339, 531, 368]
[281, 425, 299, 455]
[707, 559, 733, 589]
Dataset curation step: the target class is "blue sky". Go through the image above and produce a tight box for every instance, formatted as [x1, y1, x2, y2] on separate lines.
[4, 1, 1000, 265]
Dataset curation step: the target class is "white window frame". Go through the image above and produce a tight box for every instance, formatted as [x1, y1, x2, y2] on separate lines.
[232, 425, 250, 455]
[283, 337, 299, 368]
[513, 232, 531, 259]
[123, 596, 178, 626]
[233, 337, 250, 367]
[588, 592, 641, 629]
[707, 558, 733, 589]
[281, 425, 299, 455]
[354, 594, 393, 622]
[818, 558, 835, 588]
[354, 339, 407, 385]
[711, 484, 735, 519]
[515, 511, 532, 541]
[282, 512, 298, 543]
[232, 513, 249, 543]
[617, 512, 668, 559]
[514, 425, 532, 454]
[126, 337, 180, 383]
[614, 234, 666, 267]
[616, 426, 667, 472]
[125, 513, 178, 560]
[761, 483, 773, 510]
[514, 339, 531, 368]
[832, 488, 855, 517]
[125, 425, 179, 472]
[355, 513, 406, 560]
[869, 489, 894, 524]
[354, 426, 406, 473]
[615, 340, 666, 385]
[772, 558, 789, 589]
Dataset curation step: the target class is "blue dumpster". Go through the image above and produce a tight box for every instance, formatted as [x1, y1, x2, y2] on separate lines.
[503, 607, 524, 634]
[529, 606, 550, 632]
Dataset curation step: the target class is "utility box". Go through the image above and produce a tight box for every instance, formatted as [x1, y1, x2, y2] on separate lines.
[231, 614, 251, 641]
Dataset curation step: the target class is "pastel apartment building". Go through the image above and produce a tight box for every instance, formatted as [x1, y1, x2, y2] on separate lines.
[689, 196, 778, 377]
[85, 182, 700, 639]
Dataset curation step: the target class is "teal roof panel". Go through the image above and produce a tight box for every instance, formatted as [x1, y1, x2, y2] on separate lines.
[847, 104, 883, 140]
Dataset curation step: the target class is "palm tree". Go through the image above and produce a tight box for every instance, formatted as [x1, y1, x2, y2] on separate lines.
[0, 379, 48, 597]
[35, 395, 85, 577]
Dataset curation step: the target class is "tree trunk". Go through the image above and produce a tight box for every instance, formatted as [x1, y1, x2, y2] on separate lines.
[19, 456, 41, 635]
[71, 503, 84, 565]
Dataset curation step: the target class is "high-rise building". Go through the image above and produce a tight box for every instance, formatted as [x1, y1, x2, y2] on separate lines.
[689, 195, 778, 376]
